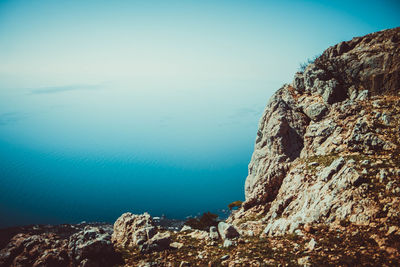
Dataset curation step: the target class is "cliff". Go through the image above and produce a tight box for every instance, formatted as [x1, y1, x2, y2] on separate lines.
[229, 27, 400, 237]
[1, 27, 400, 267]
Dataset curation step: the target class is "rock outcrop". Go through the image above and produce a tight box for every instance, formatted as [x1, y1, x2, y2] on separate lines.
[0, 223, 121, 267]
[112, 212, 175, 254]
[230, 27, 400, 236]
[68, 225, 119, 266]
[112, 212, 157, 248]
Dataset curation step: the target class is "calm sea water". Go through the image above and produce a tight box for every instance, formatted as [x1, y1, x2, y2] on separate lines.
[0, 82, 270, 228]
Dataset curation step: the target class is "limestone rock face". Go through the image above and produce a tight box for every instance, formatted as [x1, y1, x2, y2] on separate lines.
[112, 212, 157, 248]
[231, 27, 400, 236]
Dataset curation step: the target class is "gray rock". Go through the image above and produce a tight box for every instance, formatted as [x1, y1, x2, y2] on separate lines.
[304, 102, 328, 121]
[140, 232, 171, 253]
[68, 226, 119, 267]
[218, 222, 240, 240]
[220, 255, 230, 261]
[209, 226, 219, 240]
[356, 90, 369, 101]
[308, 162, 319, 167]
[180, 225, 192, 232]
[382, 113, 391, 125]
[222, 239, 236, 248]
[306, 238, 317, 251]
[320, 157, 345, 181]
[170, 242, 184, 249]
[179, 261, 190, 267]
[298, 256, 311, 267]
[293, 72, 305, 92]
[112, 212, 156, 248]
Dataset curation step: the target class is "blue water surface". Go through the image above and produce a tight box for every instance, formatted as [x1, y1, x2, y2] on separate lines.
[0, 83, 271, 227]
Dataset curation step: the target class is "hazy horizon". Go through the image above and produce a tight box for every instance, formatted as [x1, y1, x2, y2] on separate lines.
[1, 0, 399, 227]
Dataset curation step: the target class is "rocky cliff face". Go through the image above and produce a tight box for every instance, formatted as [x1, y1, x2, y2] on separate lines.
[230, 27, 400, 236]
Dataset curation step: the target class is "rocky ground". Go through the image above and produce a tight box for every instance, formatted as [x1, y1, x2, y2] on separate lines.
[113, 213, 400, 267]
[2, 212, 398, 266]
[1, 27, 399, 266]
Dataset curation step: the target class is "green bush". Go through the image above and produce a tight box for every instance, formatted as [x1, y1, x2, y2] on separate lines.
[184, 212, 219, 231]
[298, 54, 321, 72]
[228, 200, 243, 210]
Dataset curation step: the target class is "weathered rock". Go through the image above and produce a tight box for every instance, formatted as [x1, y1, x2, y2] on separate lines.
[68, 225, 120, 267]
[140, 232, 171, 253]
[319, 157, 345, 181]
[0, 233, 70, 267]
[179, 261, 190, 267]
[222, 239, 236, 248]
[298, 256, 311, 267]
[304, 102, 328, 121]
[170, 242, 184, 249]
[187, 230, 209, 240]
[112, 212, 156, 248]
[217, 222, 239, 240]
[0, 223, 121, 267]
[293, 72, 305, 92]
[306, 238, 317, 251]
[230, 27, 400, 236]
[209, 226, 219, 240]
[180, 225, 192, 232]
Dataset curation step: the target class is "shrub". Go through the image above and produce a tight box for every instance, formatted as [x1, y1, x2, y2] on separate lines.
[298, 54, 321, 72]
[228, 200, 243, 210]
[184, 212, 219, 231]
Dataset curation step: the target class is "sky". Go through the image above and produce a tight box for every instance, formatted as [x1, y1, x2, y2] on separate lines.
[0, 0, 399, 227]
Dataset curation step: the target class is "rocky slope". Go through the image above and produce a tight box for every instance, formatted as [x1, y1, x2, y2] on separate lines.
[229, 27, 400, 240]
[1, 27, 400, 267]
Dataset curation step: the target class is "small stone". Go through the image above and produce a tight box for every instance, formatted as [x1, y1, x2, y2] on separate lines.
[306, 238, 317, 251]
[170, 242, 184, 249]
[386, 226, 399, 236]
[298, 256, 311, 267]
[179, 261, 190, 267]
[294, 229, 304, 236]
[220, 255, 230, 261]
[223, 239, 236, 248]
[347, 159, 356, 165]
[180, 225, 192, 232]
[303, 223, 313, 233]
[308, 162, 319, 167]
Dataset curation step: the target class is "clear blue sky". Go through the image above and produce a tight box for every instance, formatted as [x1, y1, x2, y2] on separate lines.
[0, 0, 399, 227]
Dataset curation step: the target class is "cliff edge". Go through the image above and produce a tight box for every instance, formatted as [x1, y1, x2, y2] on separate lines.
[229, 27, 400, 238]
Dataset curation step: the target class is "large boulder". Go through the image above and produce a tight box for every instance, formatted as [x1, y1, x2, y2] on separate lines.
[139, 232, 171, 253]
[209, 226, 219, 240]
[112, 212, 157, 248]
[217, 222, 239, 240]
[68, 225, 121, 267]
